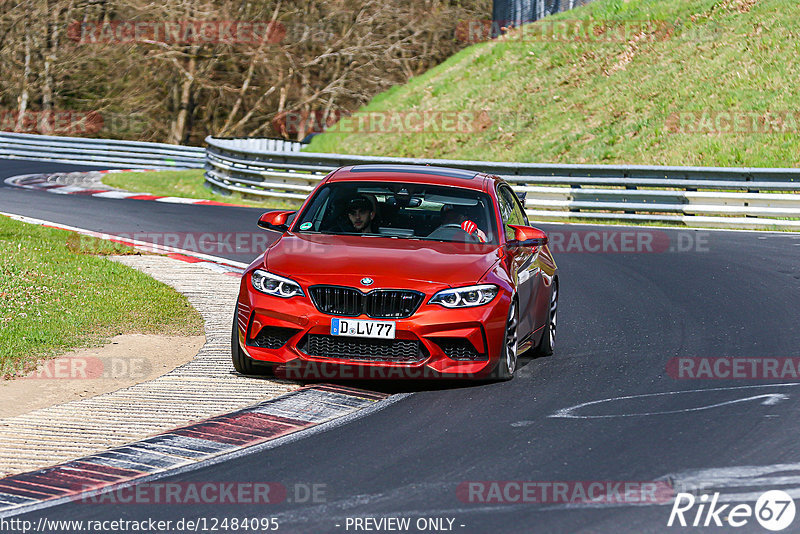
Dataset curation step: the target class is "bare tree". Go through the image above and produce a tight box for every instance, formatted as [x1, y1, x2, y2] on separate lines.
[0, 0, 490, 143]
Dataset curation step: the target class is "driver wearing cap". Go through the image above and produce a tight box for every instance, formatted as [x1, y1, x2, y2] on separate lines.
[344, 195, 377, 233]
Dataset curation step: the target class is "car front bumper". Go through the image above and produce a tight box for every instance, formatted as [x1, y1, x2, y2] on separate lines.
[235, 275, 512, 379]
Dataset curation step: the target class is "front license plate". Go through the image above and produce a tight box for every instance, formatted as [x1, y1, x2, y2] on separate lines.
[331, 318, 396, 339]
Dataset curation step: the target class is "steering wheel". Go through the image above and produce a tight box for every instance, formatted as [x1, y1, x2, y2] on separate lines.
[427, 224, 481, 242]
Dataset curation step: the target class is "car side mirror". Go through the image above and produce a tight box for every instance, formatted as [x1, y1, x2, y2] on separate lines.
[257, 210, 296, 232]
[506, 225, 548, 248]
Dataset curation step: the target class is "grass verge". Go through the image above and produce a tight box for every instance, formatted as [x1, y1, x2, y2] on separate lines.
[101, 169, 300, 209]
[308, 0, 800, 168]
[0, 216, 204, 378]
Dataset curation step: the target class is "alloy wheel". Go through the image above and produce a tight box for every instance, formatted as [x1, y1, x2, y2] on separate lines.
[505, 299, 519, 374]
[549, 284, 558, 349]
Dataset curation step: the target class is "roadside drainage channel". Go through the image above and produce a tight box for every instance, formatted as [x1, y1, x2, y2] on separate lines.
[0, 384, 387, 514]
[0, 255, 296, 479]
[5, 171, 250, 207]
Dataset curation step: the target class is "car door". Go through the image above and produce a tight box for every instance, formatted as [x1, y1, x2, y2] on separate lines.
[497, 185, 540, 338]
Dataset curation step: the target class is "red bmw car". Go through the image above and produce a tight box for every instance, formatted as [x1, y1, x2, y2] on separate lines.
[232, 164, 558, 380]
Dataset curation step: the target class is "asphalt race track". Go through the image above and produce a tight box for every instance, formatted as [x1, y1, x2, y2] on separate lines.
[3, 158, 800, 533]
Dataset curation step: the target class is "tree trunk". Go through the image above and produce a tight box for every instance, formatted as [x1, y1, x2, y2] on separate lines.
[40, 0, 69, 134]
[15, 28, 31, 132]
[40, 25, 55, 134]
[169, 53, 197, 145]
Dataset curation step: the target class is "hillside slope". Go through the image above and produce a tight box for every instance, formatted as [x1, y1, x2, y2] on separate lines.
[308, 0, 800, 167]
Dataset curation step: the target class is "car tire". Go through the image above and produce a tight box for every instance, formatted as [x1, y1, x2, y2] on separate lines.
[495, 298, 519, 381]
[231, 315, 274, 376]
[534, 281, 558, 357]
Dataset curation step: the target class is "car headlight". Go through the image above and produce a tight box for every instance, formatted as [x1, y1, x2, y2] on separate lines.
[251, 269, 304, 298]
[429, 284, 498, 308]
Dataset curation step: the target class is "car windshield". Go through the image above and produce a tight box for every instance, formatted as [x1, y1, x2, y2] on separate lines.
[293, 181, 498, 244]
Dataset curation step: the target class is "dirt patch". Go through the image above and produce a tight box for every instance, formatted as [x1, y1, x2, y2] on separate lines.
[0, 334, 205, 419]
[605, 30, 651, 76]
[716, 0, 760, 14]
[691, 0, 761, 22]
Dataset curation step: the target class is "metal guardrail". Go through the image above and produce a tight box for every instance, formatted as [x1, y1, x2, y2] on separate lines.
[0, 131, 207, 169]
[205, 136, 800, 230]
[210, 137, 306, 154]
[1, 132, 796, 230]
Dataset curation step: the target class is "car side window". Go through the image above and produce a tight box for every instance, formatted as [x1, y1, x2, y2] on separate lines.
[300, 187, 332, 231]
[511, 190, 529, 227]
[497, 185, 527, 240]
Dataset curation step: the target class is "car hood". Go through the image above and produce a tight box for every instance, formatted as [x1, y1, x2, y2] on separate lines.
[263, 233, 501, 292]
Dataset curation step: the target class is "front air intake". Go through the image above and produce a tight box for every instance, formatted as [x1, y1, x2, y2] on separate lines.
[309, 286, 423, 319]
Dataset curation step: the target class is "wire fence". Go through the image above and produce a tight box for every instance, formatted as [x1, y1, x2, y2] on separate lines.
[492, 0, 595, 35]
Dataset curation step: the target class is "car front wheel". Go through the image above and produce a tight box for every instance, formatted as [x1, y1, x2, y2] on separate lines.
[495, 298, 519, 381]
[231, 314, 274, 376]
[534, 281, 558, 357]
